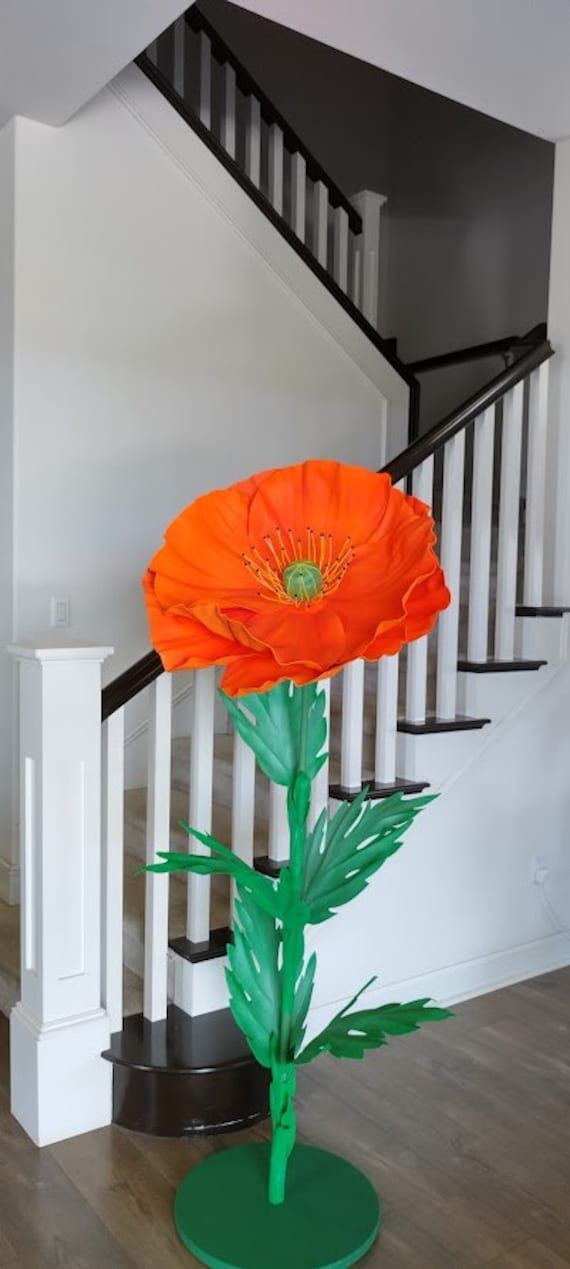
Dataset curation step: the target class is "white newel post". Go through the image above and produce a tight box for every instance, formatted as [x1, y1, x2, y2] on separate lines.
[350, 190, 387, 329]
[9, 643, 113, 1147]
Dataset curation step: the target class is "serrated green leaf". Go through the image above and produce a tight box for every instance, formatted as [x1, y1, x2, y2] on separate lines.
[303, 792, 434, 923]
[226, 883, 280, 1068]
[291, 951, 316, 1056]
[144, 823, 280, 919]
[221, 680, 328, 787]
[296, 995, 451, 1064]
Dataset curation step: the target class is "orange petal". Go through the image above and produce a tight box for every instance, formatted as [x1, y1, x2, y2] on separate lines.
[229, 603, 347, 671]
[142, 570, 244, 672]
[153, 486, 257, 603]
[220, 650, 325, 697]
[363, 565, 450, 660]
[247, 460, 394, 553]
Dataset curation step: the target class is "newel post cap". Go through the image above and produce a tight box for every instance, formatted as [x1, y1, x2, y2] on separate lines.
[8, 641, 114, 663]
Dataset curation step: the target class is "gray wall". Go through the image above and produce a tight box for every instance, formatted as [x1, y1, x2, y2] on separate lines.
[200, 0, 554, 431]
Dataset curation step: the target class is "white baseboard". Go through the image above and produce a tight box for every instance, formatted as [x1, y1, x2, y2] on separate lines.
[306, 932, 570, 1036]
[0, 858, 19, 905]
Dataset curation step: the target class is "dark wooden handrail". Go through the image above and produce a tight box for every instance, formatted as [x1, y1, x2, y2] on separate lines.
[408, 334, 517, 375]
[185, 5, 361, 233]
[384, 337, 553, 485]
[101, 650, 162, 721]
[407, 323, 547, 375]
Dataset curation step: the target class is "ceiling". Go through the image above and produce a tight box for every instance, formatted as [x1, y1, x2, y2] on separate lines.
[0, 0, 187, 131]
[231, 0, 570, 141]
[2, 0, 569, 143]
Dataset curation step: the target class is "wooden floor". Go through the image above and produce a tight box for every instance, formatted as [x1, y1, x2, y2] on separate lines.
[0, 969, 569, 1268]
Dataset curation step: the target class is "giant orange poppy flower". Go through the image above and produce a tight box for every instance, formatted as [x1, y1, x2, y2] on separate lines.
[143, 459, 449, 696]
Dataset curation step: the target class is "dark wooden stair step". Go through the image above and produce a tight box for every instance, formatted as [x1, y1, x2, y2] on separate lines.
[457, 659, 546, 673]
[397, 715, 490, 734]
[329, 777, 429, 801]
[516, 606, 570, 617]
[102, 1005, 269, 1137]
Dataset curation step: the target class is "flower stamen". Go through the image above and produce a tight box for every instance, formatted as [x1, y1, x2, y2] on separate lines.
[242, 527, 354, 605]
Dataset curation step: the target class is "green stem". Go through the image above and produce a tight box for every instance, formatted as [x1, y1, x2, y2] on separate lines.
[268, 684, 312, 1207]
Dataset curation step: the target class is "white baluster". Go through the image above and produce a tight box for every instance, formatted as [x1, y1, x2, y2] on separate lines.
[351, 245, 361, 309]
[495, 382, 524, 659]
[221, 63, 237, 158]
[375, 654, 399, 786]
[350, 190, 387, 328]
[9, 643, 113, 1146]
[198, 31, 212, 129]
[291, 153, 306, 241]
[341, 659, 365, 790]
[333, 207, 349, 292]
[144, 674, 172, 1022]
[524, 361, 550, 606]
[268, 782, 289, 864]
[313, 180, 328, 268]
[268, 123, 284, 215]
[173, 16, 186, 98]
[309, 680, 331, 828]
[231, 729, 256, 909]
[406, 457, 434, 722]
[467, 406, 496, 661]
[245, 95, 261, 188]
[102, 707, 125, 1035]
[436, 432, 466, 719]
[186, 667, 215, 944]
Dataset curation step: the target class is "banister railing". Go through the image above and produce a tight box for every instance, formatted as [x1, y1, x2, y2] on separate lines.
[185, 5, 361, 233]
[385, 336, 553, 485]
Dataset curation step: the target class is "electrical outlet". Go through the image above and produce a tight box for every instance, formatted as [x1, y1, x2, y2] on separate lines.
[49, 596, 71, 629]
[533, 864, 550, 886]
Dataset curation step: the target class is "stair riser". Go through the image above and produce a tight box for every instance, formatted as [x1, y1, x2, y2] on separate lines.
[457, 667, 554, 722]
[396, 729, 484, 789]
[515, 615, 569, 664]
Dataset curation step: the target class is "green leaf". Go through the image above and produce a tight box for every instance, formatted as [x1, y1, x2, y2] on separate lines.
[144, 822, 280, 919]
[296, 995, 451, 1064]
[221, 681, 327, 787]
[291, 951, 316, 1056]
[226, 883, 280, 1068]
[303, 792, 434, 923]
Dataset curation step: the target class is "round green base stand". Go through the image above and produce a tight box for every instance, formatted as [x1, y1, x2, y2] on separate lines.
[174, 1142, 380, 1269]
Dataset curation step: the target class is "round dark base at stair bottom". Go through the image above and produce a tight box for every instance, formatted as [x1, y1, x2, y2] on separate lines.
[102, 1006, 269, 1137]
[175, 1142, 381, 1269]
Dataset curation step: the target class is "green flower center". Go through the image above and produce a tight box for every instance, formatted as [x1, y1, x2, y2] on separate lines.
[282, 560, 323, 602]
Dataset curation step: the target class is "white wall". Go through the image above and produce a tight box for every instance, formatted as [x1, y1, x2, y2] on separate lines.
[11, 67, 407, 687]
[0, 0, 188, 130]
[309, 656, 570, 1026]
[0, 123, 16, 895]
[546, 137, 570, 604]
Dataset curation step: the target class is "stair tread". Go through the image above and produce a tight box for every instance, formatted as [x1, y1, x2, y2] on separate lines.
[103, 1003, 258, 1072]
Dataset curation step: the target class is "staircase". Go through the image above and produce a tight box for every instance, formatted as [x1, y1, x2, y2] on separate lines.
[2, 5, 567, 1152]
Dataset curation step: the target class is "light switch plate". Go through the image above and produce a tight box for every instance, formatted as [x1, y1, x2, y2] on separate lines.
[49, 596, 71, 629]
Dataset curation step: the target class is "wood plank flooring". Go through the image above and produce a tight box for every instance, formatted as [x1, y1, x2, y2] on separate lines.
[0, 969, 568, 1267]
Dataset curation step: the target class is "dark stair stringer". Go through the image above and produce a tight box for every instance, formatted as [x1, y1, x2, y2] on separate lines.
[102, 1005, 269, 1137]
